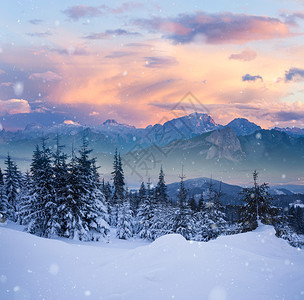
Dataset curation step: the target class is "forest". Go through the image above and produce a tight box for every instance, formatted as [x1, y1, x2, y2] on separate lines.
[0, 134, 303, 247]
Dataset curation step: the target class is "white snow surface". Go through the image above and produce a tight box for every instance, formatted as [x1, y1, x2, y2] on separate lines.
[1, 223, 304, 300]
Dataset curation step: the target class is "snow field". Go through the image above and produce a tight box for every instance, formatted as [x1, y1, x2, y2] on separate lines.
[0, 223, 304, 300]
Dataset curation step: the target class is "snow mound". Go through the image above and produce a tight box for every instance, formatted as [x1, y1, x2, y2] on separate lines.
[1, 223, 304, 300]
[150, 233, 186, 248]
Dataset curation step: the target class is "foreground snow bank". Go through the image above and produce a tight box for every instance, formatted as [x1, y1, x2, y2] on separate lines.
[0, 223, 304, 300]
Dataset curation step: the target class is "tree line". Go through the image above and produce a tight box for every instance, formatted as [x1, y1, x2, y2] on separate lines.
[0, 135, 303, 246]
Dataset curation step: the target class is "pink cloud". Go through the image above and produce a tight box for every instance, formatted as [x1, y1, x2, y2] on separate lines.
[135, 12, 298, 44]
[159, 22, 192, 35]
[0, 99, 31, 115]
[229, 49, 257, 61]
[29, 71, 62, 81]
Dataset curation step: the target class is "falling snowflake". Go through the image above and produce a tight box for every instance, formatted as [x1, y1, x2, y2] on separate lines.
[49, 264, 59, 275]
[13, 82, 24, 96]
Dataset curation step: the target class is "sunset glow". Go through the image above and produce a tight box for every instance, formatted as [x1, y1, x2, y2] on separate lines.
[1, 0, 304, 129]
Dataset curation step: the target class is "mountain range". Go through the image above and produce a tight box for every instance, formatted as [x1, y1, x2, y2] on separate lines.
[273, 127, 304, 137]
[165, 177, 304, 206]
[0, 113, 304, 187]
[2, 113, 303, 147]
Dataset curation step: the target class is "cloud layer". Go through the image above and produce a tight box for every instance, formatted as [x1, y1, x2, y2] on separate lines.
[135, 12, 296, 44]
[83, 29, 140, 40]
[1, 3, 304, 130]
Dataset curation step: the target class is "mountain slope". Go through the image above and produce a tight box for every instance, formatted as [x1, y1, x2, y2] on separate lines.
[123, 128, 304, 185]
[239, 129, 304, 167]
[1, 223, 303, 300]
[226, 118, 261, 136]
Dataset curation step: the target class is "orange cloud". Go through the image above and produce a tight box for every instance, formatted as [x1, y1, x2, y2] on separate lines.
[41, 41, 291, 127]
[0, 99, 31, 115]
[4, 29, 303, 129]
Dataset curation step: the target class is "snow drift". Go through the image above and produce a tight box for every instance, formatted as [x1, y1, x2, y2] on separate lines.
[0, 223, 304, 300]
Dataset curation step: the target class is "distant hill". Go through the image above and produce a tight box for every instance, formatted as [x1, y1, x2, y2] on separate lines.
[166, 177, 301, 206]
[166, 177, 242, 205]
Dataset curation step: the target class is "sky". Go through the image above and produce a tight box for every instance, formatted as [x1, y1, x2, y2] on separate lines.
[1, 0, 304, 130]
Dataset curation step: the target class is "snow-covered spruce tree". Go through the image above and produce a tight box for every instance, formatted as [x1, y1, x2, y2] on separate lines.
[0, 168, 7, 220]
[63, 136, 109, 241]
[3, 154, 22, 222]
[129, 189, 139, 215]
[58, 146, 85, 239]
[109, 149, 119, 226]
[171, 171, 196, 240]
[289, 205, 304, 234]
[209, 181, 228, 237]
[204, 202, 227, 239]
[150, 200, 173, 239]
[52, 134, 70, 236]
[116, 190, 133, 239]
[155, 165, 168, 203]
[138, 181, 146, 207]
[53, 135, 69, 195]
[113, 150, 125, 201]
[194, 180, 227, 241]
[133, 182, 146, 234]
[198, 193, 204, 211]
[274, 210, 304, 248]
[150, 167, 172, 239]
[25, 138, 59, 237]
[101, 179, 112, 206]
[240, 170, 274, 232]
[188, 194, 197, 212]
[194, 209, 215, 241]
[137, 179, 155, 240]
[19, 149, 39, 225]
[110, 149, 125, 226]
[18, 170, 32, 225]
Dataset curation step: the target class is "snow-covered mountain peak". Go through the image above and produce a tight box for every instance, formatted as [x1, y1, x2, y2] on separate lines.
[103, 119, 119, 125]
[63, 120, 81, 126]
[225, 118, 261, 136]
[187, 112, 218, 125]
[101, 119, 136, 129]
